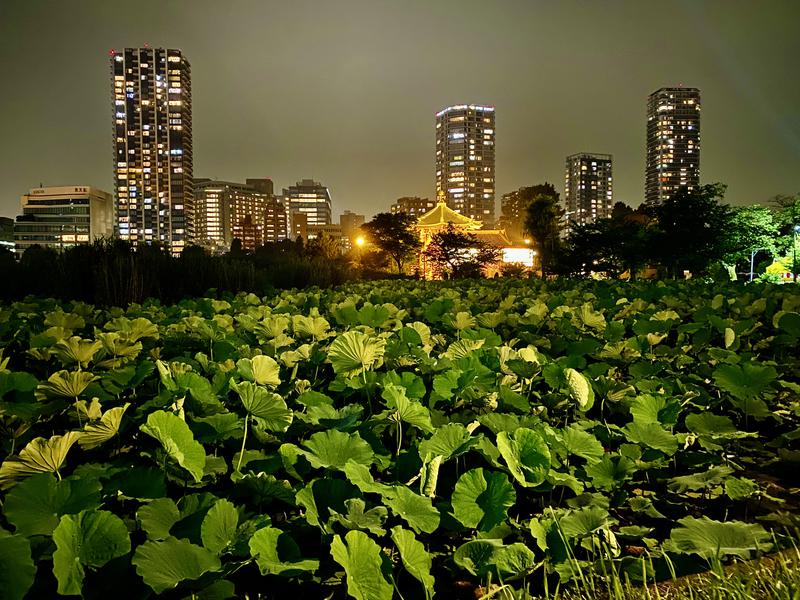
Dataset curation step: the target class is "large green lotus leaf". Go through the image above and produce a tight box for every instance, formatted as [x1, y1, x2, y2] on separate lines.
[453, 539, 501, 577]
[381, 384, 434, 433]
[296, 477, 361, 530]
[201, 499, 239, 554]
[104, 316, 159, 341]
[776, 311, 800, 337]
[713, 363, 776, 401]
[357, 304, 392, 328]
[0, 431, 82, 489]
[561, 425, 604, 463]
[138, 498, 181, 540]
[574, 303, 606, 331]
[585, 455, 635, 490]
[383, 486, 440, 534]
[0, 531, 36, 600]
[629, 394, 680, 426]
[249, 526, 319, 576]
[668, 466, 734, 493]
[330, 498, 388, 536]
[558, 506, 614, 539]
[52, 510, 131, 596]
[45, 309, 86, 331]
[3, 473, 101, 536]
[301, 430, 374, 470]
[229, 380, 292, 432]
[622, 422, 678, 455]
[684, 412, 738, 435]
[451, 468, 516, 531]
[327, 331, 386, 377]
[417, 423, 477, 460]
[36, 370, 96, 399]
[140, 410, 206, 482]
[497, 427, 551, 487]
[382, 371, 426, 400]
[564, 368, 595, 411]
[236, 355, 281, 387]
[391, 527, 435, 599]
[454, 539, 535, 578]
[78, 402, 129, 450]
[343, 461, 391, 495]
[53, 336, 103, 368]
[444, 311, 476, 331]
[292, 314, 331, 340]
[330, 530, 393, 600]
[132, 536, 222, 594]
[665, 516, 772, 559]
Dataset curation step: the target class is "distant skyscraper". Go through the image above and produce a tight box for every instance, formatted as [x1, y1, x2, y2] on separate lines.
[283, 179, 333, 236]
[194, 179, 287, 251]
[435, 104, 495, 223]
[564, 153, 613, 226]
[111, 47, 193, 255]
[645, 87, 701, 205]
[13, 186, 113, 258]
[390, 197, 435, 218]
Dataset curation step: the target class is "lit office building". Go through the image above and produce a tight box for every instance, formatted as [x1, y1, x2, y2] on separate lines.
[645, 87, 701, 205]
[194, 179, 287, 251]
[111, 47, 194, 255]
[283, 179, 333, 234]
[435, 104, 495, 223]
[13, 186, 113, 257]
[390, 197, 435, 218]
[564, 153, 613, 226]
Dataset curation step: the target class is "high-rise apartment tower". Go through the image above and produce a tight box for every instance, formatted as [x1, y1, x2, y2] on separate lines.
[564, 153, 613, 226]
[111, 47, 194, 255]
[435, 104, 495, 223]
[645, 87, 700, 205]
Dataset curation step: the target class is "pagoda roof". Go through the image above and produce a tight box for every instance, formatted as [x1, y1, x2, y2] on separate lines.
[416, 201, 480, 229]
[474, 229, 513, 247]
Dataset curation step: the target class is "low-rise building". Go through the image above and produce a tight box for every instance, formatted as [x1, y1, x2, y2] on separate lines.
[13, 186, 113, 257]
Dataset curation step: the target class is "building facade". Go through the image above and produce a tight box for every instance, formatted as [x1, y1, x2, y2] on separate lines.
[111, 47, 194, 255]
[435, 104, 495, 223]
[194, 179, 287, 251]
[390, 196, 435, 218]
[283, 179, 333, 236]
[564, 153, 613, 226]
[0, 217, 13, 253]
[645, 87, 701, 206]
[13, 186, 113, 257]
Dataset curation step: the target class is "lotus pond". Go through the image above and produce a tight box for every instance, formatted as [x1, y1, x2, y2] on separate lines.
[0, 279, 799, 599]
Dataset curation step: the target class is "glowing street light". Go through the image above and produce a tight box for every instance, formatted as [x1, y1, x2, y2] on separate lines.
[355, 236, 365, 248]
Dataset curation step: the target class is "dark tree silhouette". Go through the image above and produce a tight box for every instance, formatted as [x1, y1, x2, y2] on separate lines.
[360, 212, 421, 274]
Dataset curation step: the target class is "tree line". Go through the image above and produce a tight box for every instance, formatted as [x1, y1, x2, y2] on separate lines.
[524, 183, 799, 281]
[0, 236, 356, 306]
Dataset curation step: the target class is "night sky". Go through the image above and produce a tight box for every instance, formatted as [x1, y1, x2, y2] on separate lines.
[1, 0, 798, 220]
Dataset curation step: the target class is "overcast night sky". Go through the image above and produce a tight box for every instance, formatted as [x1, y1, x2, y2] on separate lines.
[0, 0, 798, 220]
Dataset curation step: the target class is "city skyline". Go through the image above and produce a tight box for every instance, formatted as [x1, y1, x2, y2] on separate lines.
[1, 1, 798, 221]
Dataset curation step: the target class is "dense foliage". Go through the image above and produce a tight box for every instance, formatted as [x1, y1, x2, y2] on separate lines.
[558, 187, 800, 279]
[0, 279, 799, 599]
[0, 237, 355, 306]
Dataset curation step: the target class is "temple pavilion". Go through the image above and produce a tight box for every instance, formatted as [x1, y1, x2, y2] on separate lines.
[415, 200, 535, 279]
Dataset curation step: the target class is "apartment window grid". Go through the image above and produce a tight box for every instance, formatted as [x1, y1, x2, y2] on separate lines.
[645, 87, 700, 206]
[435, 105, 495, 223]
[112, 47, 193, 255]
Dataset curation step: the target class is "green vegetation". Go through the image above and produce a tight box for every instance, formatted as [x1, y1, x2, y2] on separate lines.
[0, 278, 798, 599]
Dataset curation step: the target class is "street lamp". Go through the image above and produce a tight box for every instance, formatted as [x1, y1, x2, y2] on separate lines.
[355, 236, 365, 248]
